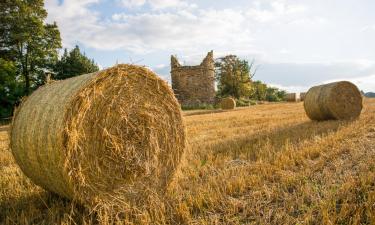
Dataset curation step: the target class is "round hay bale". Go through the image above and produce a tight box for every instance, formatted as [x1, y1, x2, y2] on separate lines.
[285, 93, 300, 102]
[304, 81, 363, 121]
[221, 97, 236, 110]
[10, 64, 186, 208]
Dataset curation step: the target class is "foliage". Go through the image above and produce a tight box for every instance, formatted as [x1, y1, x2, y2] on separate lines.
[215, 55, 255, 99]
[250, 80, 286, 102]
[236, 98, 256, 107]
[266, 86, 286, 102]
[181, 103, 217, 111]
[54, 46, 99, 80]
[251, 80, 267, 101]
[0, 59, 23, 118]
[0, 0, 62, 94]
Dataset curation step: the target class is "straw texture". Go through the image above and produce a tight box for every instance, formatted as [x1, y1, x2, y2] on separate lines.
[10, 64, 186, 209]
[285, 93, 300, 102]
[221, 97, 236, 110]
[304, 81, 363, 121]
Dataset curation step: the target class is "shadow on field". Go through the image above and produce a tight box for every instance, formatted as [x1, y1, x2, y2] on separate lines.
[184, 109, 225, 117]
[0, 191, 87, 224]
[212, 120, 348, 161]
[184, 107, 250, 117]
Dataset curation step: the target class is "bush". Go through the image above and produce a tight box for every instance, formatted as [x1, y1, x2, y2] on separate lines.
[181, 104, 217, 111]
[236, 98, 256, 107]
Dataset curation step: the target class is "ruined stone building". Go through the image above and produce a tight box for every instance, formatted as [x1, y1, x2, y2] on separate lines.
[171, 51, 216, 106]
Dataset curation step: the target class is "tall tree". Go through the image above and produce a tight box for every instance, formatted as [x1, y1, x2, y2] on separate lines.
[215, 55, 255, 99]
[54, 45, 99, 80]
[250, 80, 286, 102]
[0, 58, 23, 118]
[0, 0, 61, 94]
[251, 80, 267, 101]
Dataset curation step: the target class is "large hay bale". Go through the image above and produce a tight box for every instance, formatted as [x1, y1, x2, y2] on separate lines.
[300, 92, 307, 101]
[304, 81, 363, 121]
[221, 97, 236, 110]
[10, 64, 186, 209]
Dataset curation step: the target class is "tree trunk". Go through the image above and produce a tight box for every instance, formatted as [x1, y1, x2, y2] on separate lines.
[23, 69, 30, 95]
[23, 50, 30, 95]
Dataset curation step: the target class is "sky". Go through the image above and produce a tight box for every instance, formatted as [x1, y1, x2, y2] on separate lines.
[44, 0, 375, 92]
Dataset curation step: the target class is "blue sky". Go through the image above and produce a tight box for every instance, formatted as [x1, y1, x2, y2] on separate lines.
[45, 0, 375, 92]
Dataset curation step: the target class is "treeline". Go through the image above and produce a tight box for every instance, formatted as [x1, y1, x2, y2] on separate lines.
[0, 0, 98, 118]
[215, 55, 286, 105]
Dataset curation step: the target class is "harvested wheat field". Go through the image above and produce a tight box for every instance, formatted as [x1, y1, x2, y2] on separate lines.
[1, 99, 375, 224]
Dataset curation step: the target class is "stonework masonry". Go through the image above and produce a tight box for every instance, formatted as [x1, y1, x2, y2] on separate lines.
[171, 51, 216, 106]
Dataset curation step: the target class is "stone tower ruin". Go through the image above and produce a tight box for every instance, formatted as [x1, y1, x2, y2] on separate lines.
[171, 51, 216, 106]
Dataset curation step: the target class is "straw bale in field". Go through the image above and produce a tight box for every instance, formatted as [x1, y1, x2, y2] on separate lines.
[304, 81, 363, 121]
[285, 93, 300, 102]
[221, 97, 236, 110]
[10, 64, 186, 209]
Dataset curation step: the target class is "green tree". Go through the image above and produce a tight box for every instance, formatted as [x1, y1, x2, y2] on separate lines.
[0, 59, 23, 118]
[265, 86, 286, 102]
[250, 80, 286, 102]
[251, 81, 267, 101]
[215, 55, 255, 99]
[54, 46, 99, 80]
[0, 0, 62, 94]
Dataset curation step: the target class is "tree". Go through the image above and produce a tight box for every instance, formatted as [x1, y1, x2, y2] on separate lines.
[0, 58, 23, 118]
[265, 86, 286, 102]
[251, 81, 267, 101]
[54, 45, 99, 80]
[0, 0, 62, 94]
[250, 80, 286, 102]
[215, 55, 255, 99]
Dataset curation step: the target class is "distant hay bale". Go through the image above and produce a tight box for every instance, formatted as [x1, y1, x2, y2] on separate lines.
[285, 93, 300, 102]
[10, 64, 186, 209]
[304, 81, 363, 121]
[300, 92, 307, 101]
[221, 97, 236, 110]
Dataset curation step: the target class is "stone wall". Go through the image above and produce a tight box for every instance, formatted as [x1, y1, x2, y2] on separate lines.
[171, 51, 216, 106]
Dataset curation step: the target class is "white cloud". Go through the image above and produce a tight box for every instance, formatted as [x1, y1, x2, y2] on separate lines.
[46, 0, 255, 54]
[45, 0, 102, 48]
[118, 0, 146, 8]
[268, 83, 309, 93]
[280, 48, 290, 54]
[360, 25, 375, 32]
[117, 0, 194, 10]
[155, 64, 167, 69]
[46, 0, 313, 55]
[246, 0, 307, 23]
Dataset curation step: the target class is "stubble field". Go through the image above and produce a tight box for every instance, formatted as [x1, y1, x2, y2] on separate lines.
[1, 99, 375, 224]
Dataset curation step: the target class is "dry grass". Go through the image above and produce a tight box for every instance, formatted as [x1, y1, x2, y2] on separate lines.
[1, 99, 375, 224]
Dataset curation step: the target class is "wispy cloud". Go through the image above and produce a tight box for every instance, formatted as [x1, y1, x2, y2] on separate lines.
[117, 0, 195, 10]
[46, 0, 314, 54]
